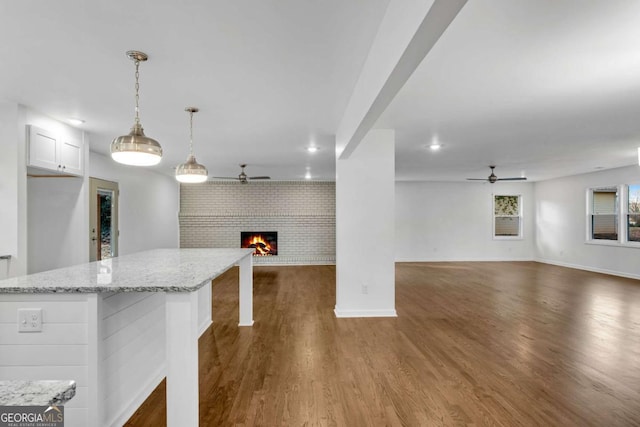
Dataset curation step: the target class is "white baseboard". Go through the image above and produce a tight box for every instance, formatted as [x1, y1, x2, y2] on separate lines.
[535, 258, 640, 280]
[107, 365, 166, 427]
[199, 319, 212, 337]
[395, 257, 535, 263]
[334, 308, 397, 318]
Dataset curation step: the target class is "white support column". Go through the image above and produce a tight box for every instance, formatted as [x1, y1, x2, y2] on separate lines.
[166, 291, 199, 427]
[335, 129, 396, 318]
[86, 293, 103, 427]
[238, 254, 254, 326]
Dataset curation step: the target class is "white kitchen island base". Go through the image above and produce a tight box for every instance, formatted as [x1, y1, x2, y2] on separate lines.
[0, 248, 254, 427]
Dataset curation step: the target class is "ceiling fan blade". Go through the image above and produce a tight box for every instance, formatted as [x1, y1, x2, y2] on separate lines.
[248, 176, 271, 180]
[496, 177, 527, 181]
[210, 176, 240, 180]
[466, 178, 488, 181]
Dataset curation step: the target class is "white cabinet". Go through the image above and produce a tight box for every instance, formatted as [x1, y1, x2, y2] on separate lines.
[27, 125, 83, 176]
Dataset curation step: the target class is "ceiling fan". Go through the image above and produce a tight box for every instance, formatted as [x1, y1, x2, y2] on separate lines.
[211, 164, 271, 184]
[467, 166, 527, 184]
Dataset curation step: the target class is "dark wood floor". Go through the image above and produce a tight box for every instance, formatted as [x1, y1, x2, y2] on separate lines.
[125, 262, 640, 426]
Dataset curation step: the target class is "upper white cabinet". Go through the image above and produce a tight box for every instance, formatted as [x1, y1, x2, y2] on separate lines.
[27, 125, 84, 176]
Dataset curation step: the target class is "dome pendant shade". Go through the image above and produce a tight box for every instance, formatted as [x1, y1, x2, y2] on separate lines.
[111, 50, 162, 166]
[111, 123, 162, 166]
[175, 106, 208, 183]
[176, 154, 208, 183]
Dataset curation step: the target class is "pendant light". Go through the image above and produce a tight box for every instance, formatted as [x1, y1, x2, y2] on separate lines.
[175, 107, 208, 183]
[111, 51, 162, 166]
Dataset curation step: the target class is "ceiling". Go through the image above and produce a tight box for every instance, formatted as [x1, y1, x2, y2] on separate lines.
[1, 1, 639, 182]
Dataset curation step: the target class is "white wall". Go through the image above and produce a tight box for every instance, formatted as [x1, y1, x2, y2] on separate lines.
[0, 102, 25, 278]
[13, 105, 178, 273]
[534, 165, 640, 279]
[28, 178, 87, 272]
[25, 108, 88, 273]
[395, 181, 535, 261]
[90, 152, 179, 255]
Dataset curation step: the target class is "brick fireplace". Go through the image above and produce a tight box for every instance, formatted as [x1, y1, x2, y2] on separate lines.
[179, 181, 335, 265]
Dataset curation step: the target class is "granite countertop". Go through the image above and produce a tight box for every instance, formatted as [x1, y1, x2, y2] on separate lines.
[0, 248, 254, 294]
[0, 380, 76, 406]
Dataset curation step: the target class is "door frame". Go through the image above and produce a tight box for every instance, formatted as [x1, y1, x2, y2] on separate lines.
[89, 178, 119, 261]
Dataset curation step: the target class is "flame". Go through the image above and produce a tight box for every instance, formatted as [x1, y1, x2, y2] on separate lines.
[246, 235, 276, 256]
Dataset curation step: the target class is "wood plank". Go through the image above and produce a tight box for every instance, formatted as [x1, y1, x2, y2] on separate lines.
[0, 344, 87, 366]
[0, 300, 88, 323]
[125, 263, 640, 426]
[0, 323, 87, 345]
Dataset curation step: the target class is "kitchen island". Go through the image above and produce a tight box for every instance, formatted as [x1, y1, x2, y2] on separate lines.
[0, 248, 255, 427]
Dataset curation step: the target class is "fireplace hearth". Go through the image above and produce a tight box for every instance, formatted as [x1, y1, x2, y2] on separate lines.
[241, 231, 278, 256]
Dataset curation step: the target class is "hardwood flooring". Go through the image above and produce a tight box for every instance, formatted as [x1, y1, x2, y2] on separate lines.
[125, 262, 640, 426]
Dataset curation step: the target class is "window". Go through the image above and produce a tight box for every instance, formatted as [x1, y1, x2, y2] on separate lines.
[494, 195, 522, 239]
[627, 184, 640, 243]
[589, 187, 619, 241]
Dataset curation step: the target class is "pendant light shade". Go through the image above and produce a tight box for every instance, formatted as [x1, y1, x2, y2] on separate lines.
[176, 107, 208, 183]
[111, 51, 162, 166]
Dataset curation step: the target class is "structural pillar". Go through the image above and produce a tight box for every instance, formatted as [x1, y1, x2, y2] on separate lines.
[335, 129, 396, 318]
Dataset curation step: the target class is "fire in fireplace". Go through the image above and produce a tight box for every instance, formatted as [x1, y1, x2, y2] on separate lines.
[241, 232, 278, 256]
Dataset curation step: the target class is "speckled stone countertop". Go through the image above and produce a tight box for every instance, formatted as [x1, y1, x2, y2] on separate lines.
[0, 380, 76, 406]
[0, 248, 254, 294]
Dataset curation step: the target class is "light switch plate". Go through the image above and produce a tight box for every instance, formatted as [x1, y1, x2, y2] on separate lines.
[17, 308, 43, 332]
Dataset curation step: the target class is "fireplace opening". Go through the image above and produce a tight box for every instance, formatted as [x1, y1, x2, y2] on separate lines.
[241, 231, 278, 256]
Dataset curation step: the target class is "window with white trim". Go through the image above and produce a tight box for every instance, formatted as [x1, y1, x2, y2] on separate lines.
[588, 187, 619, 241]
[626, 184, 640, 243]
[493, 195, 522, 239]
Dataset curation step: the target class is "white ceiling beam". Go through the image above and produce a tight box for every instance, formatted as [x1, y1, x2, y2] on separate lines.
[335, 0, 467, 159]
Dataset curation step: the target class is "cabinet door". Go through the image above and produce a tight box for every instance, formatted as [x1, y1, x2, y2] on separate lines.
[59, 138, 83, 176]
[27, 125, 59, 171]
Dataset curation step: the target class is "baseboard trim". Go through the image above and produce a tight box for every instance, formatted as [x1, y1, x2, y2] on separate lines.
[198, 319, 212, 337]
[107, 365, 165, 427]
[334, 308, 397, 318]
[395, 257, 535, 263]
[535, 258, 640, 280]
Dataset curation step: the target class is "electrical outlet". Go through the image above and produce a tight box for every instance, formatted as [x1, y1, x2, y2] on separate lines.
[17, 308, 43, 332]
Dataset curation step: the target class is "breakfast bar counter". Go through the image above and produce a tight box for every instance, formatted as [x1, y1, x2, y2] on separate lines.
[0, 248, 255, 427]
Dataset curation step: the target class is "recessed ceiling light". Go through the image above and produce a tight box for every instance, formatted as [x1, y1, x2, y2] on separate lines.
[307, 146, 319, 153]
[429, 143, 442, 150]
[68, 118, 85, 126]
[305, 172, 312, 180]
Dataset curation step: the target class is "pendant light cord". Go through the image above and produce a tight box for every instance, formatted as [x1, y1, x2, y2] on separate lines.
[189, 110, 194, 155]
[134, 59, 141, 125]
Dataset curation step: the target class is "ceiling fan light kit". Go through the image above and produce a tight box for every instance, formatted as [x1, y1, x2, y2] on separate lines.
[467, 166, 527, 184]
[176, 107, 208, 184]
[111, 51, 163, 167]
